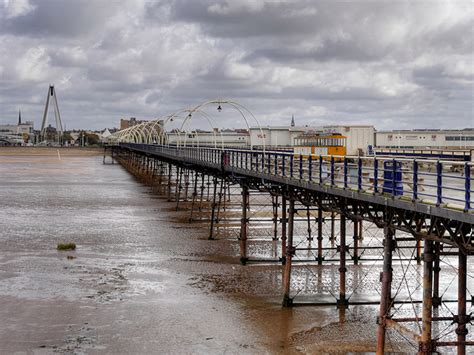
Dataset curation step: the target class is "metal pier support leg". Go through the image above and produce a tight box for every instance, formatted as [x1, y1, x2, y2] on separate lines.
[189, 172, 199, 222]
[167, 163, 172, 201]
[419, 240, 435, 354]
[208, 177, 218, 240]
[306, 205, 313, 241]
[175, 167, 183, 210]
[184, 170, 189, 201]
[432, 242, 441, 307]
[239, 184, 249, 265]
[353, 218, 359, 265]
[281, 195, 287, 264]
[376, 225, 394, 355]
[330, 211, 336, 242]
[317, 206, 323, 265]
[416, 240, 422, 264]
[337, 214, 348, 309]
[157, 161, 164, 194]
[457, 250, 468, 355]
[198, 174, 205, 218]
[215, 178, 224, 226]
[272, 195, 279, 241]
[282, 193, 295, 307]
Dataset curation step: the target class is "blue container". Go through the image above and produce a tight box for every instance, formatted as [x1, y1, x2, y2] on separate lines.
[383, 161, 403, 196]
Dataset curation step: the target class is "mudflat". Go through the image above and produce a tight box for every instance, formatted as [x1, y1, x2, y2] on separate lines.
[0, 154, 418, 354]
[0, 146, 103, 156]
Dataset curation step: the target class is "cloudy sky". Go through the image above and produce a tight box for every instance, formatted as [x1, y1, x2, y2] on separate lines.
[0, 0, 473, 131]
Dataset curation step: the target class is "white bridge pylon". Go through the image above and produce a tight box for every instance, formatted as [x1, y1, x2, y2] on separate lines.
[110, 99, 266, 150]
[40, 84, 64, 144]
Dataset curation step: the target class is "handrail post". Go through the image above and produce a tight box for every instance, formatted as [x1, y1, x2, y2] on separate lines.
[465, 163, 471, 211]
[436, 161, 442, 206]
[282, 155, 286, 177]
[261, 151, 265, 171]
[308, 155, 313, 181]
[330, 156, 335, 186]
[319, 155, 323, 183]
[358, 157, 362, 191]
[290, 155, 294, 178]
[268, 152, 271, 174]
[274, 153, 278, 175]
[374, 158, 378, 193]
[413, 160, 418, 201]
[299, 154, 303, 179]
[343, 157, 348, 188]
[392, 159, 396, 196]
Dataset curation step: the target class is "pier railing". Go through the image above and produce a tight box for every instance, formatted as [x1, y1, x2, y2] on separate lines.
[121, 143, 474, 212]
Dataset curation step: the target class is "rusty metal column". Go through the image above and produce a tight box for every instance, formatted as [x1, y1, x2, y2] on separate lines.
[338, 214, 348, 308]
[184, 170, 190, 201]
[272, 195, 279, 241]
[419, 240, 434, 354]
[432, 242, 441, 307]
[416, 240, 422, 264]
[167, 163, 172, 201]
[215, 178, 225, 227]
[281, 195, 287, 264]
[330, 211, 336, 242]
[376, 225, 394, 355]
[282, 191, 295, 307]
[175, 167, 183, 210]
[306, 206, 313, 241]
[456, 250, 468, 355]
[353, 218, 359, 265]
[189, 172, 199, 222]
[198, 174, 205, 217]
[317, 206, 323, 265]
[208, 177, 218, 240]
[239, 183, 249, 265]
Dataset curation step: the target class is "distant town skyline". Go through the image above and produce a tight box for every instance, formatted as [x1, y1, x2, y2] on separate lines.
[0, 0, 473, 131]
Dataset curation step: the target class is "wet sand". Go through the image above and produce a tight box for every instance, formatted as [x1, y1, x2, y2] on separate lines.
[0, 154, 445, 354]
[0, 147, 103, 156]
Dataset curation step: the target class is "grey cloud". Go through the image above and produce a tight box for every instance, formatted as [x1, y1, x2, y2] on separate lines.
[0, 0, 472, 131]
[1, 0, 120, 38]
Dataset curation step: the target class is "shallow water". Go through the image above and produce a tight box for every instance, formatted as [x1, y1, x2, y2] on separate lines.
[0, 154, 471, 354]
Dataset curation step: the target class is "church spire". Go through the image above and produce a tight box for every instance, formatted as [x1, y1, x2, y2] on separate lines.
[18, 109, 22, 125]
[291, 115, 295, 127]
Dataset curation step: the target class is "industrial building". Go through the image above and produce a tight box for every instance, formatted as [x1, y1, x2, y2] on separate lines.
[249, 125, 375, 155]
[248, 126, 312, 148]
[164, 124, 376, 155]
[167, 129, 249, 147]
[323, 125, 375, 155]
[375, 129, 474, 149]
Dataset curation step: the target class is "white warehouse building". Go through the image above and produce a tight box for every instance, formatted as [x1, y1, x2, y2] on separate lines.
[323, 125, 375, 155]
[167, 129, 249, 147]
[249, 126, 312, 148]
[375, 129, 474, 149]
[249, 125, 375, 155]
